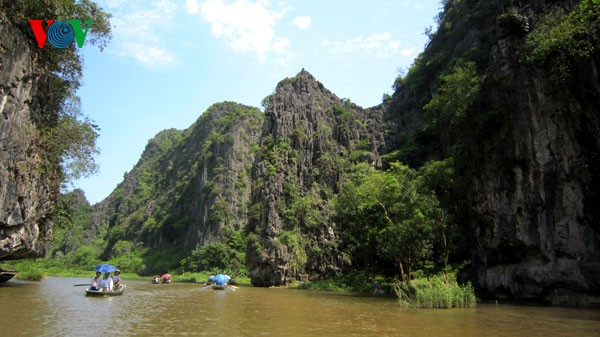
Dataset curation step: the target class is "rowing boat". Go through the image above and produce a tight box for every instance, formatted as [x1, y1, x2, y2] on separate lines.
[0, 272, 15, 283]
[86, 285, 126, 296]
[212, 284, 226, 290]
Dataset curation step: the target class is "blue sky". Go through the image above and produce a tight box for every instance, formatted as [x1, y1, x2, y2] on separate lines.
[73, 0, 441, 204]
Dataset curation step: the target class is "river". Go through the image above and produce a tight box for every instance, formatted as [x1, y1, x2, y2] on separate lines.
[1, 277, 599, 336]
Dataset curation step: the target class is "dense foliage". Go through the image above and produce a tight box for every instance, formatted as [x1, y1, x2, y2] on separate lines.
[336, 161, 465, 284]
[525, 0, 600, 83]
[1, 0, 112, 182]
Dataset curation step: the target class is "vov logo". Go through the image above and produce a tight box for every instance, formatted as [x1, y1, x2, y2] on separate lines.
[28, 20, 93, 48]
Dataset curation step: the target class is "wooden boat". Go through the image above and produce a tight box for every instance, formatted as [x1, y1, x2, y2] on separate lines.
[0, 272, 15, 283]
[0, 266, 16, 283]
[86, 285, 126, 296]
[212, 284, 226, 290]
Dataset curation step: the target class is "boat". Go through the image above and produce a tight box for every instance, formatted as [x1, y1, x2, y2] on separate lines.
[211, 274, 230, 290]
[0, 272, 15, 283]
[212, 284, 227, 290]
[0, 266, 16, 283]
[161, 274, 171, 284]
[86, 285, 126, 296]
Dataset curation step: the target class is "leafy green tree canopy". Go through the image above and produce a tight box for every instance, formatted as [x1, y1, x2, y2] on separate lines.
[337, 162, 441, 283]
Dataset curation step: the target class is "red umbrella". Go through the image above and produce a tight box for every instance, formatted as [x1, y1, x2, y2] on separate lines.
[161, 273, 170, 279]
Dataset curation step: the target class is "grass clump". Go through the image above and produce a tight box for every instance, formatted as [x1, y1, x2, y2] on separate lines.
[394, 274, 476, 308]
[293, 272, 389, 293]
[15, 268, 46, 281]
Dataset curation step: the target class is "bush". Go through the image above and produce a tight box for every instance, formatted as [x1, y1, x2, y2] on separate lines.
[181, 242, 246, 274]
[394, 274, 476, 308]
[15, 268, 46, 281]
[294, 272, 381, 293]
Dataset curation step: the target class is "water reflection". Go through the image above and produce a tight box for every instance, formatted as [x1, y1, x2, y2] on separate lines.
[1, 278, 599, 337]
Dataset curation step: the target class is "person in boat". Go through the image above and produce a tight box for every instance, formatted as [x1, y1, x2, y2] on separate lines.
[152, 275, 160, 284]
[90, 271, 102, 291]
[214, 274, 230, 286]
[112, 270, 122, 288]
[101, 272, 114, 291]
[205, 275, 215, 285]
[371, 281, 385, 296]
[162, 274, 171, 283]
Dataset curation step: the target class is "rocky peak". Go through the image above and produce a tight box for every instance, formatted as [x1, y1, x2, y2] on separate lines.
[274, 69, 327, 95]
[246, 69, 386, 286]
[91, 102, 263, 267]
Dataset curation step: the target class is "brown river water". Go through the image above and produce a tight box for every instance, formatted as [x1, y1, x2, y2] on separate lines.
[1, 277, 599, 336]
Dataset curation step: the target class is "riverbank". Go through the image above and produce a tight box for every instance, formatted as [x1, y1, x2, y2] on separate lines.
[292, 271, 476, 308]
[3, 260, 251, 284]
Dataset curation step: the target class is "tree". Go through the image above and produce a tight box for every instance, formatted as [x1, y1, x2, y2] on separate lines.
[422, 61, 480, 156]
[337, 162, 440, 283]
[525, 0, 600, 83]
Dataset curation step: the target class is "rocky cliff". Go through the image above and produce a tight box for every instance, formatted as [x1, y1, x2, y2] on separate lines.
[456, 0, 600, 305]
[0, 11, 57, 260]
[246, 69, 387, 286]
[92, 102, 263, 269]
[378, 0, 599, 304]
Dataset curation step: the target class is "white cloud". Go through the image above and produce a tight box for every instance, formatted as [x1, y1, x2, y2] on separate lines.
[401, 48, 416, 57]
[193, 0, 290, 62]
[272, 37, 290, 54]
[102, 0, 179, 67]
[122, 43, 178, 66]
[185, 0, 201, 14]
[321, 33, 403, 59]
[401, 1, 425, 9]
[292, 16, 311, 29]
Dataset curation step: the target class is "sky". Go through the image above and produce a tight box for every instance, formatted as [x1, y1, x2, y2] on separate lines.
[72, 0, 441, 204]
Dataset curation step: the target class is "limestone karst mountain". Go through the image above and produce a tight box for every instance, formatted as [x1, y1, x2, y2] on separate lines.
[1, 0, 598, 304]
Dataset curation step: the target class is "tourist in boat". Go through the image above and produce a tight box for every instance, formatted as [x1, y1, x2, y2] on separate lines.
[214, 274, 230, 286]
[152, 275, 160, 284]
[161, 273, 171, 284]
[112, 270, 122, 288]
[90, 271, 101, 290]
[206, 275, 216, 285]
[101, 272, 114, 291]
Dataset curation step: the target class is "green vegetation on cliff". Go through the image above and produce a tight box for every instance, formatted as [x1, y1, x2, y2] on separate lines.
[73, 102, 262, 275]
[1, 0, 112, 182]
[336, 162, 440, 284]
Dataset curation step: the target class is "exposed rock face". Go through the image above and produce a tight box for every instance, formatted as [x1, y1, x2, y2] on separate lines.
[458, 1, 600, 304]
[0, 13, 56, 260]
[92, 102, 263, 262]
[246, 69, 387, 286]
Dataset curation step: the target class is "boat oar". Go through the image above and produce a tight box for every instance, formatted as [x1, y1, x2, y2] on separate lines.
[74, 284, 90, 286]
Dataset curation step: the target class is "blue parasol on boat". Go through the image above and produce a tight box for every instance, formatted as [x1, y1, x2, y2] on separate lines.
[94, 264, 118, 273]
[214, 274, 230, 286]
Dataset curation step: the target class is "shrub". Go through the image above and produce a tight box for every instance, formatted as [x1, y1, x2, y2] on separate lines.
[394, 274, 476, 308]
